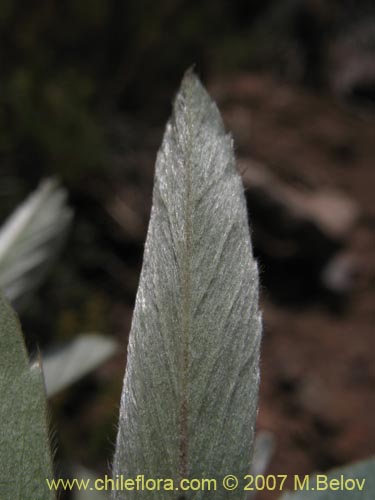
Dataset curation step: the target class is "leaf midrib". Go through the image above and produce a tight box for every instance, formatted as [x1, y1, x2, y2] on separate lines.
[178, 82, 195, 481]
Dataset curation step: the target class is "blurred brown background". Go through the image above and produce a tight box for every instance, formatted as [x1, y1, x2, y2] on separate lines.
[0, 1, 374, 498]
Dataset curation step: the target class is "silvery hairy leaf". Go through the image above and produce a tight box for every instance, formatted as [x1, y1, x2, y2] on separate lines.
[281, 457, 375, 500]
[247, 431, 275, 499]
[0, 178, 72, 311]
[0, 294, 54, 499]
[250, 431, 275, 477]
[72, 465, 110, 500]
[113, 70, 261, 499]
[40, 333, 117, 397]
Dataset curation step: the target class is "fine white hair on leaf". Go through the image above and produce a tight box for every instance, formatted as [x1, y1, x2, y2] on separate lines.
[113, 69, 262, 500]
[0, 294, 55, 500]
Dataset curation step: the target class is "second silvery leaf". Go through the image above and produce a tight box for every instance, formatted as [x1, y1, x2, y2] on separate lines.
[0, 179, 72, 311]
[113, 71, 261, 500]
